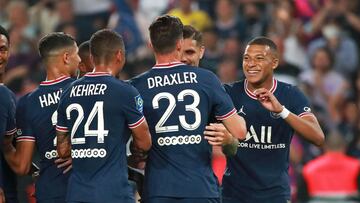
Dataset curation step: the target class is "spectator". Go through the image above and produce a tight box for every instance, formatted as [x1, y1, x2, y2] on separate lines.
[300, 47, 348, 130]
[270, 34, 301, 85]
[29, 0, 75, 36]
[221, 37, 242, 66]
[217, 58, 239, 83]
[299, 131, 360, 203]
[201, 28, 222, 72]
[269, 0, 309, 71]
[214, 0, 246, 42]
[238, 2, 268, 42]
[73, 0, 112, 43]
[168, 0, 212, 31]
[5, 0, 38, 42]
[307, 19, 358, 77]
[109, 0, 147, 62]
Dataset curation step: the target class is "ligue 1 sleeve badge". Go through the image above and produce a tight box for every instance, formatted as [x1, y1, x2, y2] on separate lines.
[135, 95, 144, 113]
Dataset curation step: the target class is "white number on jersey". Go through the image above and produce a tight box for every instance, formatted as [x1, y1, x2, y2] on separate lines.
[152, 89, 201, 133]
[66, 101, 109, 144]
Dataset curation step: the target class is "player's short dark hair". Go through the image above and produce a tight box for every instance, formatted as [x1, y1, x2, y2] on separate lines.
[183, 25, 203, 46]
[149, 15, 183, 54]
[79, 40, 90, 57]
[38, 32, 76, 59]
[247, 36, 278, 56]
[90, 29, 125, 65]
[0, 25, 10, 43]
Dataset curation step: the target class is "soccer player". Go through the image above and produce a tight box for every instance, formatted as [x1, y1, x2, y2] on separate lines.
[0, 25, 16, 203]
[181, 25, 205, 67]
[205, 37, 325, 203]
[77, 40, 94, 78]
[3, 32, 80, 203]
[130, 15, 246, 203]
[56, 29, 152, 203]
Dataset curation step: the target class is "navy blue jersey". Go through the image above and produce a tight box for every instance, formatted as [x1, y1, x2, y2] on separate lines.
[0, 85, 16, 198]
[130, 62, 236, 199]
[56, 72, 145, 203]
[16, 76, 74, 201]
[222, 79, 313, 201]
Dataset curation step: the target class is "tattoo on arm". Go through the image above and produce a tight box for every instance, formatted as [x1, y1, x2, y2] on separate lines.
[56, 132, 71, 158]
[222, 137, 239, 156]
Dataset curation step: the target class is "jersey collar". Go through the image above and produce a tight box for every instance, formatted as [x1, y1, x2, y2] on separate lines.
[40, 76, 70, 86]
[244, 78, 277, 100]
[84, 72, 112, 77]
[153, 62, 185, 69]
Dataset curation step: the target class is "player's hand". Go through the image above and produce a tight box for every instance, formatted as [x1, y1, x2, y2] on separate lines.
[55, 157, 72, 174]
[204, 123, 233, 146]
[254, 88, 283, 113]
[127, 155, 146, 170]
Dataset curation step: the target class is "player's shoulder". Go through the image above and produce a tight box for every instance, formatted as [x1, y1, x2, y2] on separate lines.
[275, 80, 302, 94]
[17, 92, 31, 106]
[223, 79, 245, 91]
[0, 85, 14, 106]
[0, 85, 12, 106]
[0, 85, 13, 96]
[129, 70, 152, 85]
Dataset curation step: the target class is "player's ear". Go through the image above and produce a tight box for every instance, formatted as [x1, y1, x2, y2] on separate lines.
[147, 40, 154, 51]
[90, 54, 95, 67]
[176, 38, 183, 51]
[199, 46, 205, 59]
[63, 51, 70, 65]
[272, 58, 279, 70]
[115, 49, 125, 64]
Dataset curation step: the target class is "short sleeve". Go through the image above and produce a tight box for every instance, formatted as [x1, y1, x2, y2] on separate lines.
[121, 85, 145, 129]
[56, 91, 69, 133]
[5, 93, 16, 136]
[288, 86, 314, 118]
[15, 95, 35, 142]
[208, 74, 236, 121]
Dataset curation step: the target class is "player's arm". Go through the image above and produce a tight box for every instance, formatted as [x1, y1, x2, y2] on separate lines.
[3, 94, 35, 175]
[204, 105, 247, 156]
[204, 122, 242, 156]
[128, 119, 152, 169]
[56, 130, 71, 158]
[3, 134, 35, 175]
[254, 88, 325, 146]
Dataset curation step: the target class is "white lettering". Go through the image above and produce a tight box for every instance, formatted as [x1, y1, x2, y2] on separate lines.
[148, 78, 155, 89]
[70, 84, 107, 97]
[147, 72, 198, 89]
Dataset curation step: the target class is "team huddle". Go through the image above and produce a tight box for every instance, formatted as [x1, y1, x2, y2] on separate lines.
[0, 15, 324, 203]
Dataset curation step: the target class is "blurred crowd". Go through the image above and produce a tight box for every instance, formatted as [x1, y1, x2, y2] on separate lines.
[1, 0, 360, 202]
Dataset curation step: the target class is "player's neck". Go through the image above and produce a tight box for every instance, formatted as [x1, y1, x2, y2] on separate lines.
[46, 66, 69, 81]
[247, 78, 274, 92]
[155, 52, 181, 65]
[93, 65, 114, 76]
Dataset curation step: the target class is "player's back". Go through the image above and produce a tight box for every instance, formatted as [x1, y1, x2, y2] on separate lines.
[16, 76, 74, 201]
[130, 63, 236, 198]
[57, 72, 140, 202]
